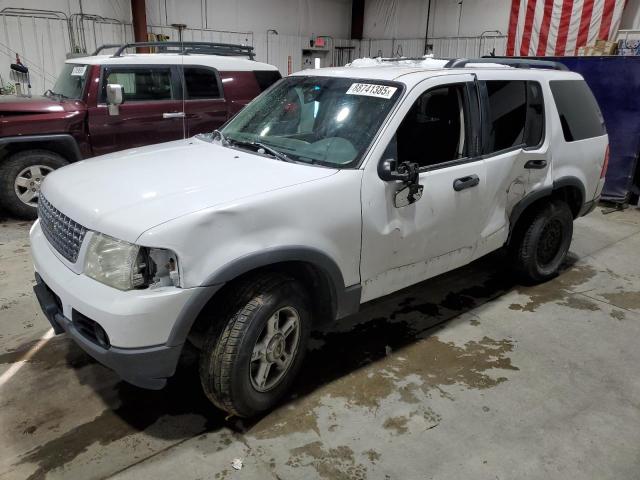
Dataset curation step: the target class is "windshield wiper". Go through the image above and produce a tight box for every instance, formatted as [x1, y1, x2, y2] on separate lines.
[251, 142, 293, 163]
[229, 138, 293, 163]
[44, 89, 69, 99]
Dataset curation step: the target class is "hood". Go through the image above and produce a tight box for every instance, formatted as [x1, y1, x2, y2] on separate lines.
[41, 138, 338, 242]
[0, 95, 84, 115]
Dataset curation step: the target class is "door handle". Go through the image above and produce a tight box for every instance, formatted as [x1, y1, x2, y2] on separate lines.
[163, 112, 186, 119]
[453, 174, 480, 191]
[524, 159, 547, 169]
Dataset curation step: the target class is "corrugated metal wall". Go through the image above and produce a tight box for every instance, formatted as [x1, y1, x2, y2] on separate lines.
[0, 11, 133, 95]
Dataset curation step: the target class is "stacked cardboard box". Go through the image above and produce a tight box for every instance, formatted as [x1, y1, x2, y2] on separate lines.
[577, 39, 618, 56]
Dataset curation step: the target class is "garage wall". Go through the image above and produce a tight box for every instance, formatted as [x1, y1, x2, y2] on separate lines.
[146, 0, 351, 38]
[1, 0, 638, 96]
[363, 0, 511, 39]
[0, 0, 352, 95]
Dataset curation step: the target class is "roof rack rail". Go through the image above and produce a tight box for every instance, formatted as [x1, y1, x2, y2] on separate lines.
[378, 56, 432, 62]
[92, 41, 255, 60]
[444, 57, 569, 71]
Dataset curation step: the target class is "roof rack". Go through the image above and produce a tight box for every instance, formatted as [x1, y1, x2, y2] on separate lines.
[92, 41, 255, 60]
[444, 57, 568, 71]
[378, 56, 432, 62]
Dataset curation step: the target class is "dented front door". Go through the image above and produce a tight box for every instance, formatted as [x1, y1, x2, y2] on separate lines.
[359, 74, 489, 303]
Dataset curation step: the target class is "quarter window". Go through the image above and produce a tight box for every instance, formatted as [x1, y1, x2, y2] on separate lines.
[104, 68, 174, 101]
[549, 80, 605, 141]
[184, 67, 221, 99]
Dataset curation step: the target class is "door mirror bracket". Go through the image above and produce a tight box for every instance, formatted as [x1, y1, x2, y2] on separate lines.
[378, 159, 424, 208]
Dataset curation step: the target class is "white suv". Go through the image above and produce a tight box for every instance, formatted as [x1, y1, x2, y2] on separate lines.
[30, 57, 608, 417]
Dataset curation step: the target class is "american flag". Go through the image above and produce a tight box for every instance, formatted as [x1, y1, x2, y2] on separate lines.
[506, 0, 627, 56]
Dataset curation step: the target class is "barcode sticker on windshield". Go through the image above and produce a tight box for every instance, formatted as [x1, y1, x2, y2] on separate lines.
[346, 83, 397, 99]
[71, 66, 87, 76]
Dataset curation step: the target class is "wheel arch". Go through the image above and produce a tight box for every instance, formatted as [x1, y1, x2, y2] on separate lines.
[167, 247, 362, 348]
[509, 177, 586, 241]
[0, 134, 83, 163]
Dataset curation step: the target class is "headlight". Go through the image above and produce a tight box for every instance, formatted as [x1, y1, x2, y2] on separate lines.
[84, 232, 180, 291]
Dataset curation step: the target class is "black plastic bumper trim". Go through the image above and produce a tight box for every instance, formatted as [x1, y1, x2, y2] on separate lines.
[33, 273, 182, 390]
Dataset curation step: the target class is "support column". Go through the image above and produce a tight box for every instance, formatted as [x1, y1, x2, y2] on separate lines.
[351, 0, 365, 40]
[131, 0, 149, 53]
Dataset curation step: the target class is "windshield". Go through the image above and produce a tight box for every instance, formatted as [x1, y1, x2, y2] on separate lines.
[221, 76, 402, 167]
[49, 63, 89, 99]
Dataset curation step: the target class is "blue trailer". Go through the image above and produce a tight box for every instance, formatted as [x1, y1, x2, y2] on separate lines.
[522, 56, 640, 204]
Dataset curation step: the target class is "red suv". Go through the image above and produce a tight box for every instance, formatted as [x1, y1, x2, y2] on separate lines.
[0, 42, 281, 219]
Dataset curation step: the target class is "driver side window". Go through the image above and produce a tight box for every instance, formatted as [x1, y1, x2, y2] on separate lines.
[392, 83, 469, 168]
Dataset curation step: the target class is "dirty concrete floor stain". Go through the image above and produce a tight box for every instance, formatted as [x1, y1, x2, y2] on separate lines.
[601, 291, 640, 311]
[509, 263, 598, 312]
[287, 441, 366, 480]
[10, 349, 227, 480]
[250, 329, 517, 439]
[610, 309, 626, 321]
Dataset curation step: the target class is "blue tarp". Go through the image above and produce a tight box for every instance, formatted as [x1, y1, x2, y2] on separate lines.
[538, 56, 640, 203]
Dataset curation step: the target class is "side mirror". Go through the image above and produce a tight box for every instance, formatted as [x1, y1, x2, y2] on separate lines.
[106, 84, 124, 116]
[378, 158, 409, 182]
[378, 158, 424, 208]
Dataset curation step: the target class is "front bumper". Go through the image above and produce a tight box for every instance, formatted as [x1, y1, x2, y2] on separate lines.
[34, 273, 181, 389]
[30, 220, 212, 389]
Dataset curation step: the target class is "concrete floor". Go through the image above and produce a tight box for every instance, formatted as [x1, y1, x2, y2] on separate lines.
[1, 206, 640, 480]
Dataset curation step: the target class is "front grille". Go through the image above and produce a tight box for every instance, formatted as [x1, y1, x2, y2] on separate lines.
[38, 195, 87, 263]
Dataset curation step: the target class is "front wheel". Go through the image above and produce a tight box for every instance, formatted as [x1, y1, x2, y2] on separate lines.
[510, 199, 574, 284]
[199, 273, 311, 417]
[0, 150, 68, 219]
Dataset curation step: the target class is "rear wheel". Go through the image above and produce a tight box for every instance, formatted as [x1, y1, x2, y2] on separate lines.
[199, 273, 311, 417]
[510, 199, 574, 283]
[0, 150, 68, 219]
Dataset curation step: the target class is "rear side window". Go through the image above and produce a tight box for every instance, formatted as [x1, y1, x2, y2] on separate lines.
[104, 68, 174, 101]
[254, 70, 282, 92]
[184, 67, 220, 99]
[485, 80, 527, 152]
[550, 80, 605, 141]
[482, 80, 545, 154]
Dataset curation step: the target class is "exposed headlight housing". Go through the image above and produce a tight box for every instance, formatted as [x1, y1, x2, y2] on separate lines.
[84, 232, 180, 291]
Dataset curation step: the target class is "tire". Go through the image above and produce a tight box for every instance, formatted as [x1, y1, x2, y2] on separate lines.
[199, 273, 311, 417]
[510, 199, 574, 284]
[0, 150, 68, 219]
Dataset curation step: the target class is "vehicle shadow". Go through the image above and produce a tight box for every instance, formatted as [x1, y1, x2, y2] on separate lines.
[59, 250, 578, 441]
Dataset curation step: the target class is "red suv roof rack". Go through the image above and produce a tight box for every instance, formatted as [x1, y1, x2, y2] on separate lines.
[92, 41, 255, 60]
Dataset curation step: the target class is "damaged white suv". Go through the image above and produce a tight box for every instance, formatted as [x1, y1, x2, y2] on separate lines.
[31, 57, 608, 417]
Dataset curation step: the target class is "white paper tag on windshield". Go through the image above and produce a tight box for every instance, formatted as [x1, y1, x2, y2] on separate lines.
[346, 83, 397, 99]
[71, 65, 87, 76]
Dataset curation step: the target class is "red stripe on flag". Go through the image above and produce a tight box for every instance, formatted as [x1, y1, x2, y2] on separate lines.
[536, 0, 555, 56]
[575, 0, 595, 54]
[554, 0, 574, 56]
[598, 0, 616, 40]
[519, 0, 538, 56]
[506, 0, 522, 56]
